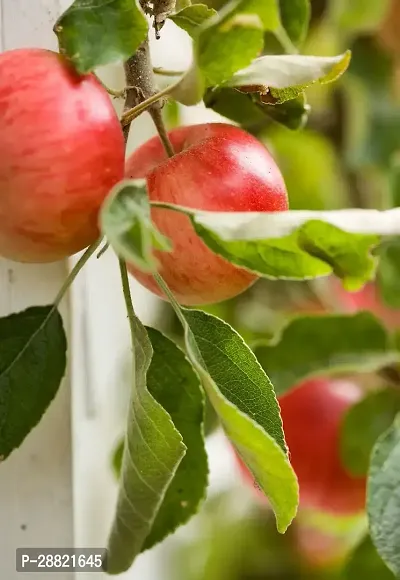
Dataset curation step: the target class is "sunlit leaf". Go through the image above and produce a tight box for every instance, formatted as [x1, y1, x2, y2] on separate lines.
[153, 279, 299, 534]
[170, 4, 217, 36]
[178, 207, 379, 289]
[171, 0, 281, 104]
[223, 51, 351, 103]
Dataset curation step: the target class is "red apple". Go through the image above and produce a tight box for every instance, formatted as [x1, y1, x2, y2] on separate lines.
[293, 522, 351, 569]
[125, 123, 288, 305]
[236, 378, 366, 516]
[290, 280, 400, 330]
[334, 281, 400, 330]
[0, 48, 125, 262]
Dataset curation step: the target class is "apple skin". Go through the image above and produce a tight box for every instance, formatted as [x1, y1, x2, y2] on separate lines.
[291, 280, 400, 330]
[293, 523, 350, 569]
[0, 48, 125, 263]
[125, 123, 288, 306]
[236, 378, 366, 516]
[334, 282, 400, 330]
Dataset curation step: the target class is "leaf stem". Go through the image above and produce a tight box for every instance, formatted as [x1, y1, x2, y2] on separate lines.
[93, 73, 126, 98]
[153, 67, 185, 77]
[275, 26, 298, 55]
[53, 237, 103, 308]
[120, 80, 180, 128]
[153, 272, 186, 327]
[97, 241, 110, 259]
[119, 259, 136, 343]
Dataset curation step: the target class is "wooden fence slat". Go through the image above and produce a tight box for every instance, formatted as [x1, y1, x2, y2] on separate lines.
[0, 2, 74, 578]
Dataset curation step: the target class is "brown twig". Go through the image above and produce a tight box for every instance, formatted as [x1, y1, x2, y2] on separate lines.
[122, 35, 174, 157]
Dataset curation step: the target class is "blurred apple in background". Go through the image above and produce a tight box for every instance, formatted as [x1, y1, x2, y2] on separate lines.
[236, 377, 366, 516]
[333, 281, 400, 329]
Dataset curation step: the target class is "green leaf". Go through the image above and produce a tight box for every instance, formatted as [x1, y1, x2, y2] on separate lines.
[111, 438, 124, 479]
[367, 415, 400, 577]
[146, 203, 381, 287]
[349, 36, 394, 94]
[156, 292, 299, 534]
[172, 0, 281, 104]
[0, 306, 66, 459]
[100, 179, 172, 274]
[105, 317, 186, 574]
[190, 215, 378, 289]
[390, 156, 400, 208]
[295, 220, 377, 291]
[261, 93, 310, 130]
[253, 313, 399, 396]
[341, 389, 400, 477]
[344, 535, 395, 580]
[378, 239, 400, 309]
[223, 51, 351, 103]
[279, 0, 310, 47]
[142, 328, 207, 551]
[333, 0, 391, 34]
[176, 0, 192, 9]
[170, 4, 217, 36]
[204, 86, 310, 130]
[54, 0, 148, 74]
[197, 9, 264, 87]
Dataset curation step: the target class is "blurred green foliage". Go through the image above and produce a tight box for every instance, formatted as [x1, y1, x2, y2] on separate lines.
[154, 0, 400, 578]
[168, 490, 365, 580]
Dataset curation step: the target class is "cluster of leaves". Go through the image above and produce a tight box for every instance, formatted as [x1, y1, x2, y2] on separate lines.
[55, 0, 350, 128]
[1, 0, 400, 578]
[100, 179, 400, 575]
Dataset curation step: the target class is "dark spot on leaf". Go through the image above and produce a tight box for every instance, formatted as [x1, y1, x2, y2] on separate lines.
[238, 85, 268, 95]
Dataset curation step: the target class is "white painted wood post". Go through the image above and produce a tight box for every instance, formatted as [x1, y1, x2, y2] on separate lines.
[0, 1, 74, 579]
[0, 4, 235, 579]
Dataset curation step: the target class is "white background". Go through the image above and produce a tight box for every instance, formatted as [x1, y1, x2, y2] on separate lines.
[0, 2, 237, 578]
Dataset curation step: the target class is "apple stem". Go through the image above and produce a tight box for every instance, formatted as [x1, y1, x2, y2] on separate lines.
[150, 107, 175, 158]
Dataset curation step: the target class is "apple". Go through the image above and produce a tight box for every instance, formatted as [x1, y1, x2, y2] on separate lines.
[125, 123, 288, 306]
[236, 377, 366, 516]
[293, 522, 351, 569]
[290, 279, 400, 330]
[334, 281, 400, 330]
[0, 48, 125, 263]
